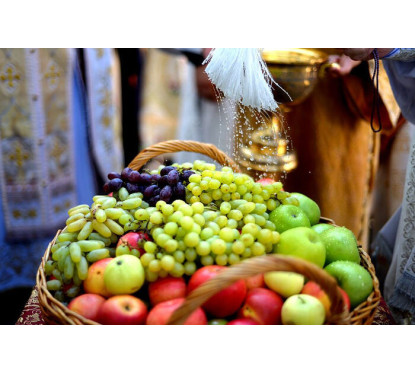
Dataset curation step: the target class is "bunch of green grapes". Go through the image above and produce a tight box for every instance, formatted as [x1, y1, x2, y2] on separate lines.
[132, 198, 280, 283]
[181, 160, 292, 212]
[45, 188, 148, 299]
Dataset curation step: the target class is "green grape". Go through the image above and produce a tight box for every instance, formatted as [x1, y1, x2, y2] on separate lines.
[47, 279, 62, 291]
[211, 239, 226, 255]
[173, 250, 185, 264]
[243, 214, 256, 225]
[191, 202, 204, 215]
[190, 223, 201, 235]
[143, 241, 156, 254]
[77, 221, 93, 241]
[140, 253, 155, 267]
[52, 269, 63, 282]
[189, 196, 200, 204]
[240, 233, 255, 247]
[252, 214, 266, 227]
[184, 261, 197, 276]
[228, 209, 243, 221]
[118, 198, 142, 210]
[271, 231, 280, 244]
[200, 193, 213, 205]
[76, 256, 89, 280]
[68, 203, 89, 215]
[220, 184, 230, 193]
[177, 204, 193, 217]
[135, 209, 150, 221]
[228, 253, 240, 265]
[225, 242, 233, 255]
[242, 247, 252, 258]
[163, 222, 178, 236]
[151, 227, 164, 239]
[243, 192, 253, 202]
[221, 172, 234, 185]
[172, 200, 186, 210]
[211, 189, 223, 201]
[183, 232, 200, 248]
[65, 285, 81, 298]
[101, 197, 117, 209]
[264, 220, 276, 231]
[175, 227, 186, 240]
[187, 182, 197, 191]
[149, 211, 163, 225]
[170, 262, 185, 278]
[215, 215, 228, 228]
[66, 212, 85, 226]
[232, 240, 245, 255]
[231, 192, 241, 201]
[200, 227, 214, 240]
[160, 255, 175, 271]
[203, 211, 218, 222]
[44, 260, 57, 275]
[164, 239, 179, 253]
[167, 210, 184, 223]
[86, 248, 110, 262]
[257, 229, 273, 245]
[215, 254, 228, 266]
[196, 241, 211, 256]
[88, 232, 111, 246]
[145, 269, 159, 282]
[69, 242, 82, 263]
[77, 240, 105, 252]
[156, 200, 167, 210]
[200, 255, 214, 266]
[118, 187, 129, 201]
[67, 218, 87, 233]
[104, 218, 125, 236]
[161, 204, 174, 216]
[92, 220, 112, 238]
[222, 193, 231, 201]
[202, 169, 214, 177]
[207, 221, 220, 235]
[189, 173, 202, 183]
[94, 208, 107, 223]
[57, 232, 78, 243]
[116, 245, 130, 256]
[236, 184, 248, 195]
[148, 259, 161, 273]
[185, 248, 197, 262]
[199, 179, 210, 191]
[192, 213, 205, 227]
[252, 242, 266, 256]
[229, 184, 237, 193]
[52, 245, 69, 262]
[227, 219, 238, 229]
[219, 227, 234, 242]
[63, 256, 74, 280]
[242, 223, 260, 237]
[238, 202, 256, 215]
[156, 233, 172, 248]
[192, 186, 202, 196]
[266, 198, 278, 211]
[180, 216, 194, 230]
[208, 179, 221, 189]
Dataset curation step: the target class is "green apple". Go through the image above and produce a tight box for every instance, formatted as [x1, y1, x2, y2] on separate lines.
[311, 223, 334, 235]
[290, 192, 321, 225]
[324, 261, 373, 308]
[274, 227, 326, 268]
[104, 255, 145, 295]
[264, 271, 304, 298]
[281, 294, 326, 325]
[320, 226, 360, 266]
[269, 204, 311, 234]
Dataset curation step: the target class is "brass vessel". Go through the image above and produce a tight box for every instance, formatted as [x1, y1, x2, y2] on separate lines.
[235, 48, 338, 180]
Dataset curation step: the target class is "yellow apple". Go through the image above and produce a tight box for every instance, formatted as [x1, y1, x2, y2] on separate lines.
[264, 271, 305, 298]
[281, 294, 326, 325]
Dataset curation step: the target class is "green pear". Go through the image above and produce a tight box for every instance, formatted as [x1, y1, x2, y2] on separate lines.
[320, 226, 360, 266]
[290, 192, 321, 225]
[274, 227, 326, 268]
[325, 261, 373, 308]
[269, 204, 311, 234]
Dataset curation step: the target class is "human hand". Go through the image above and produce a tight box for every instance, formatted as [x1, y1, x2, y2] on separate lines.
[195, 48, 218, 101]
[326, 54, 361, 77]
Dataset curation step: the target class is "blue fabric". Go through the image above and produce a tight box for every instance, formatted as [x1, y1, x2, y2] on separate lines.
[383, 58, 415, 124]
[0, 66, 97, 292]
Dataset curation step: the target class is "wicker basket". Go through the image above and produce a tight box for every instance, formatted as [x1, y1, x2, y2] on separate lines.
[36, 140, 381, 325]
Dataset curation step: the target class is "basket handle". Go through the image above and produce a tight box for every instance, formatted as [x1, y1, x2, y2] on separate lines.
[167, 254, 350, 325]
[128, 140, 241, 173]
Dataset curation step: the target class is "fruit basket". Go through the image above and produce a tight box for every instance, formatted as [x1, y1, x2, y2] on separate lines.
[36, 140, 381, 325]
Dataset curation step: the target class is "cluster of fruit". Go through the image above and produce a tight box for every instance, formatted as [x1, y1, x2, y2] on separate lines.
[44, 159, 374, 324]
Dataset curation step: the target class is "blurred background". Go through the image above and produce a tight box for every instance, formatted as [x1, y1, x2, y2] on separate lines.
[0, 48, 410, 324]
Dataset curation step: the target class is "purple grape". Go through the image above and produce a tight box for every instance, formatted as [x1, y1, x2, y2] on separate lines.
[151, 174, 161, 183]
[158, 175, 168, 188]
[109, 178, 123, 191]
[121, 167, 133, 181]
[175, 182, 186, 199]
[103, 182, 111, 194]
[143, 185, 159, 199]
[160, 166, 176, 176]
[125, 183, 140, 193]
[140, 173, 152, 185]
[167, 170, 180, 186]
[108, 172, 122, 180]
[128, 170, 141, 183]
[148, 195, 160, 207]
[160, 185, 173, 202]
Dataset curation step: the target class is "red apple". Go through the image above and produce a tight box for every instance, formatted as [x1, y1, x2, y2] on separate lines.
[98, 295, 148, 325]
[245, 274, 265, 291]
[256, 178, 275, 186]
[68, 293, 106, 322]
[116, 231, 151, 257]
[301, 281, 351, 316]
[227, 318, 259, 325]
[148, 276, 187, 306]
[187, 265, 247, 318]
[146, 298, 207, 325]
[83, 258, 113, 297]
[238, 288, 284, 325]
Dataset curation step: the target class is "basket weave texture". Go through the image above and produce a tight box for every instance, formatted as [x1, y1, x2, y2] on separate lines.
[36, 140, 381, 325]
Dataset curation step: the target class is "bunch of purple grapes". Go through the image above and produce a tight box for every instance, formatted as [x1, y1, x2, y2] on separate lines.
[103, 166, 195, 206]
